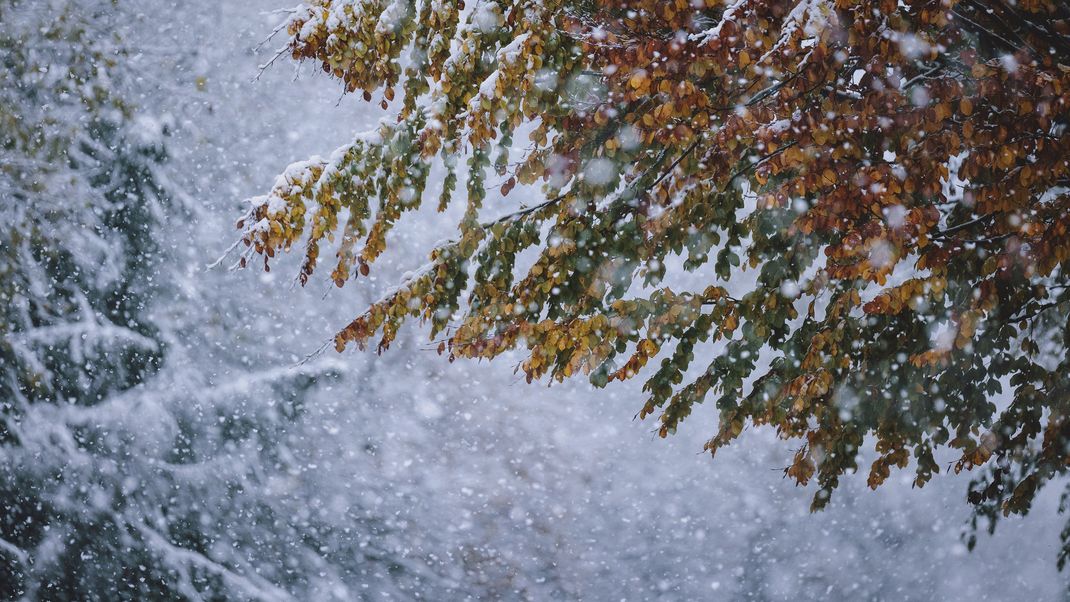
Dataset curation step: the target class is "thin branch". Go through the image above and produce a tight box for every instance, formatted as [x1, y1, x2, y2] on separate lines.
[0, 537, 28, 566]
[1010, 300, 1066, 324]
[254, 44, 290, 82]
[932, 212, 997, 240]
[254, 7, 298, 52]
[901, 63, 944, 90]
[206, 236, 244, 270]
[651, 138, 702, 190]
[133, 522, 293, 602]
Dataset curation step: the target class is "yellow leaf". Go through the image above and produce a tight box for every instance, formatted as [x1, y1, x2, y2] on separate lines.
[628, 70, 648, 90]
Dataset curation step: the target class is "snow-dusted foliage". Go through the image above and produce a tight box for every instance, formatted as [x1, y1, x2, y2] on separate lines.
[232, 0, 1070, 567]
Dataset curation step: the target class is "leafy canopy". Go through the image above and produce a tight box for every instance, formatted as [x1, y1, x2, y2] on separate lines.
[235, 0, 1070, 538]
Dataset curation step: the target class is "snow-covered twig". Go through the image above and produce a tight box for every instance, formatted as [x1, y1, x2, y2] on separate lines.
[254, 44, 290, 82]
[134, 522, 294, 602]
[0, 537, 29, 566]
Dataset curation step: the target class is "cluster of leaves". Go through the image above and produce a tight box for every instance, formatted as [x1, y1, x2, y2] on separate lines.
[237, 0, 1070, 557]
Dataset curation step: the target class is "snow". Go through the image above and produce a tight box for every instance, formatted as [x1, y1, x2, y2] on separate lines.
[687, 0, 747, 46]
[758, 0, 834, 64]
[1, 1, 1067, 600]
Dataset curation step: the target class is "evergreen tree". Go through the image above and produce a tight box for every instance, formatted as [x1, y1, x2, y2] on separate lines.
[0, 2, 349, 598]
[233, 0, 1070, 565]
[0, 0, 175, 596]
[1, 2, 434, 598]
